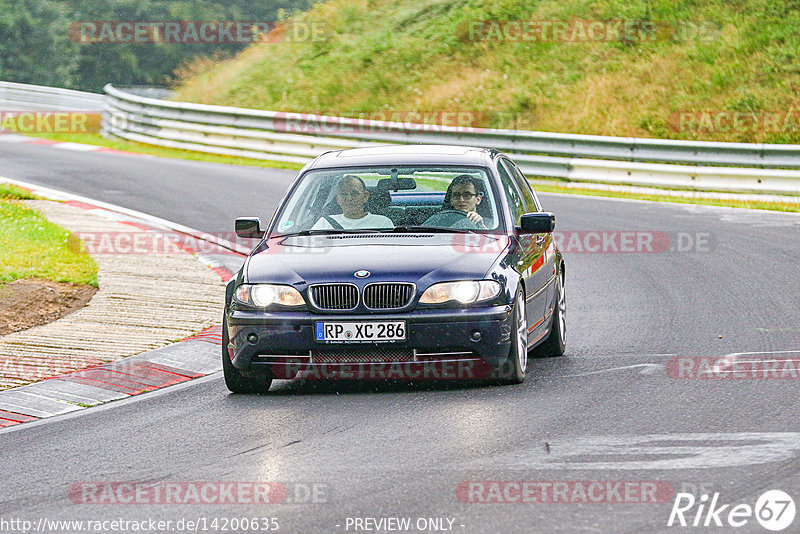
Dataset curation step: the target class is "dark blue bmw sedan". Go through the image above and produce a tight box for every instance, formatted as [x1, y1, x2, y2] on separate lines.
[223, 145, 565, 392]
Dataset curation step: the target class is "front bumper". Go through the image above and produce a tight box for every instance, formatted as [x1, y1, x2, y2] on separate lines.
[226, 305, 514, 379]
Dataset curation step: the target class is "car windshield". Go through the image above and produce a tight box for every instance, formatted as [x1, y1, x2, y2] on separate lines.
[272, 166, 502, 235]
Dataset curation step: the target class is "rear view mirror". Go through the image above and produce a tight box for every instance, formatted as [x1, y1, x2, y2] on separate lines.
[235, 217, 263, 238]
[519, 212, 555, 233]
[376, 177, 416, 191]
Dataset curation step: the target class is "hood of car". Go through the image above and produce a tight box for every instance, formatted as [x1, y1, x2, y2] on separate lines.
[245, 233, 510, 286]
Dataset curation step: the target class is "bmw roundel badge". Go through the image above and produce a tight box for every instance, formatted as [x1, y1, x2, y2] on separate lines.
[354, 270, 370, 278]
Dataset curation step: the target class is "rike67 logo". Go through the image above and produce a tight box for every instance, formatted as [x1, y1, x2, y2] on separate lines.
[668, 490, 795, 531]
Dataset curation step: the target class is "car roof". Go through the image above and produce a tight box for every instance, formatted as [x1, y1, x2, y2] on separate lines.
[306, 145, 498, 170]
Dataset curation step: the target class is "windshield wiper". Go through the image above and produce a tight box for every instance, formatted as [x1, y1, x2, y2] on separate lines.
[380, 225, 479, 234]
[278, 228, 382, 237]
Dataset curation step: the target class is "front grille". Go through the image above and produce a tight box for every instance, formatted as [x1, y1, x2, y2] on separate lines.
[310, 284, 358, 310]
[312, 347, 414, 363]
[363, 283, 414, 309]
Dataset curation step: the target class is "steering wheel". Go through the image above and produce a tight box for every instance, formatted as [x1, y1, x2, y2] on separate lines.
[422, 209, 480, 229]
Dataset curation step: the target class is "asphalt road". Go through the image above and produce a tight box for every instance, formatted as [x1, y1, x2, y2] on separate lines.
[0, 143, 295, 234]
[2, 142, 800, 533]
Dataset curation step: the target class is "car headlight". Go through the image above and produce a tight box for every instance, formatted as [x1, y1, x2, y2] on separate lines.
[419, 280, 502, 304]
[234, 284, 305, 308]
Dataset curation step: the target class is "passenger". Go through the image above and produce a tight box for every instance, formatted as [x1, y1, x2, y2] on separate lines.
[312, 175, 393, 230]
[425, 174, 488, 229]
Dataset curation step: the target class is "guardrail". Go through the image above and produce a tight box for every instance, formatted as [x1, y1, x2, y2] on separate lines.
[102, 84, 800, 194]
[0, 81, 104, 111]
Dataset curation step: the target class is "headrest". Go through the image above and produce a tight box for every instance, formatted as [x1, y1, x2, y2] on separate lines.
[366, 188, 391, 210]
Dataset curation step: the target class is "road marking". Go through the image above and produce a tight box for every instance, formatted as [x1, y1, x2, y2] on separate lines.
[52, 142, 102, 151]
[718, 211, 800, 225]
[476, 433, 800, 470]
[571, 351, 800, 377]
[707, 349, 800, 375]
[734, 359, 800, 364]
[724, 350, 800, 357]
[561, 363, 664, 378]
[0, 134, 32, 143]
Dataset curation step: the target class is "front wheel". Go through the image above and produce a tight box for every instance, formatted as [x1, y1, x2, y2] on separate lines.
[535, 274, 566, 358]
[222, 316, 273, 394]
[497, 289, 527, 385]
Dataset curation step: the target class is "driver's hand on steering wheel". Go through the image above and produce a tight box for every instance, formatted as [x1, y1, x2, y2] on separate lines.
[465, 211, 486, 228]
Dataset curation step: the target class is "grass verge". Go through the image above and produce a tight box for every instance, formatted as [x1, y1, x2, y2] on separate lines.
[0, 191, 98, 286]
[0, 183, 39, 200]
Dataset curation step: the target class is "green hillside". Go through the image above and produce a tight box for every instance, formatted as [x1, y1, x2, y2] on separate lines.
[171, 0, 800, 144]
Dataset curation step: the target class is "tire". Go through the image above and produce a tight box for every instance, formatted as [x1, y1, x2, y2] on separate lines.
[536, 273, 566, 358]
[497, 289, 527, 385]
[222, 316, 273, 394]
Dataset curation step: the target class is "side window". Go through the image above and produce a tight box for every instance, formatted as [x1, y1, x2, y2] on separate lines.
[503, 159, 539, 213]
[496, 159, 524, 225]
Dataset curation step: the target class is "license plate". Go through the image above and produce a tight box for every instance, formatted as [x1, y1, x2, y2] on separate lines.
[315, 321, 406, 343]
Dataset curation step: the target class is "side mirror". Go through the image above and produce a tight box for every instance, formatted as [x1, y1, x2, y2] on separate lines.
[235, 217, 263, 238]
[519, 212, 555, 233]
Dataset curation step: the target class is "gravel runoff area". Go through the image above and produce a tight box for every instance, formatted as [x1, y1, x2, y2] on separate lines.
[0, 200, 226, 390]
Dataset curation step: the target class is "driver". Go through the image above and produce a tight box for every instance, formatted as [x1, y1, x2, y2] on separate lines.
[312, 175, 393, 230]
[425, 174, 487, 229]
